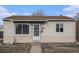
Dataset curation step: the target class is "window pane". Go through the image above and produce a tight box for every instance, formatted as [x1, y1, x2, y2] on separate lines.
[34, 24, 39, 30]
[60, 24, 63, 28]
[23, 24, 29, 34]
[56, 24, 59, 32]
[56, 28, 59, 32]
[56, 24, 59, 28]
[34, 31, 39, 36]
[60, 24, 63, 32]
[60, 28, 63, 32]
[15, 24, 22, 34]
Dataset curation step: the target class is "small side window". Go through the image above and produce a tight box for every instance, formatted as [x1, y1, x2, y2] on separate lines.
[56, 23, 64, 32]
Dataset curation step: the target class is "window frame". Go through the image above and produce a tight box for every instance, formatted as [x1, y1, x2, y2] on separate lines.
[15, 23, 30, 34]
[56, 23, 64, 32]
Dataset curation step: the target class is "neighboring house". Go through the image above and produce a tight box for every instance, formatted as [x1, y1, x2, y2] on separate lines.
[3, 16, 76, 44]
[76, 20, 79, 42]
[0, 26, 3, 42]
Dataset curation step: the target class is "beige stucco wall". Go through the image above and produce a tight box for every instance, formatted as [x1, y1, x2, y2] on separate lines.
[3, 21, 14, 44]
[41, 21, 76, 43]
[14, 35, 32, 43]
[3, 21, 32, 44]
[3, 20, 76, 44]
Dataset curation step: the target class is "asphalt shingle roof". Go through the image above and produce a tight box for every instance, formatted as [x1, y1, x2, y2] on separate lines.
[4, 16, 74, 21]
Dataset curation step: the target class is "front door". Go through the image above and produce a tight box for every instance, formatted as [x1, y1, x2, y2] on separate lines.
[33, 24, 40, 42]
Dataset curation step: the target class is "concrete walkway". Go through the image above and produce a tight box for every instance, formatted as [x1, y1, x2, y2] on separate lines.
[30, 43, 42, 53]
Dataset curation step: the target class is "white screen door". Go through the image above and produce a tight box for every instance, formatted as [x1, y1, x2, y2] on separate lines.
[33, 24, 40, 42]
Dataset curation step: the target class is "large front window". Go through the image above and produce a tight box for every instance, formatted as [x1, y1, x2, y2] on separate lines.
[15, 24, 29, 34]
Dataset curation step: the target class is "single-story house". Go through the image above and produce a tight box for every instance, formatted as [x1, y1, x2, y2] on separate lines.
[3, 16, 77, 44]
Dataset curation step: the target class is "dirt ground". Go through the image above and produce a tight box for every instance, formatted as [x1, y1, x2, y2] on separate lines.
[0, 43, 31, 53]
[1, 42, 79, 53]
[41, 42, 79, 53]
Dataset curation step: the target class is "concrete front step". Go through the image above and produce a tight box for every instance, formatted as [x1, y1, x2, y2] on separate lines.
[31, 42, 41, 45]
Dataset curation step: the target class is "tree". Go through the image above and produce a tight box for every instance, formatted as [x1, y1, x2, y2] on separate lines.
[31, 10, 45, 16]
[74, 13, 79, 19]
[73, 13, 79, 21]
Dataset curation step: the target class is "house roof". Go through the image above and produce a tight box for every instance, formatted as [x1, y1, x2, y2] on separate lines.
[4, 16, 74, 21]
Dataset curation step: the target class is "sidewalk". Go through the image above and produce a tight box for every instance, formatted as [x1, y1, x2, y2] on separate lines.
[30, 43, 42, 53]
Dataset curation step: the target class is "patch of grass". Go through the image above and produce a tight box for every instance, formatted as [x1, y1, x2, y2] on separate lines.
[63, 45, 79, 48]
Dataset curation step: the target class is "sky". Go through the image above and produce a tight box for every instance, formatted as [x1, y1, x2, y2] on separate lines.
[2, 5, 68, 16]
[0, 5, 79, 25]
